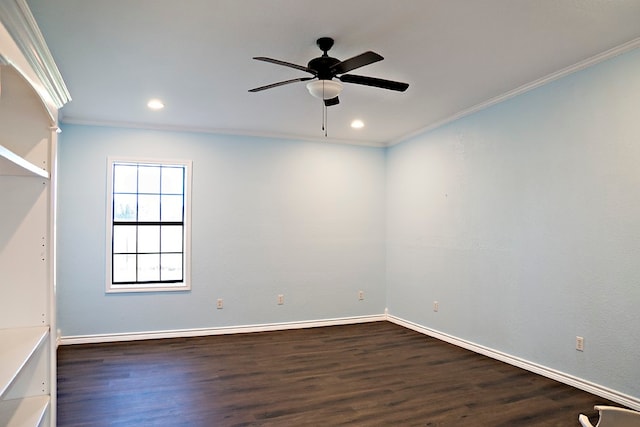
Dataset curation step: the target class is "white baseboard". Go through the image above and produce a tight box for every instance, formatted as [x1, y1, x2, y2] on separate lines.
[387, 313, 640, 412]
[59, 313, 387, 345]
[59, 311, 639, 411]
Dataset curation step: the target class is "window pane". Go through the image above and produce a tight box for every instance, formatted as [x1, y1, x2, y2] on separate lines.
[161, 225, 183, 252]
[138, 165, 161, 194]
[138, 225, 160, 253]
[109, 159, 190, 291]
[113, 225, 137, 253]
[113, 194, 137, 221]
[113, 164, 137, 193]
[161, 254, 183, 281]
[138, 194, 160, 221]
[161, 167, 184, 194]
[161, 195, 183, 221]
[113, 254, 137, 282]
[138, 254, 160, 282]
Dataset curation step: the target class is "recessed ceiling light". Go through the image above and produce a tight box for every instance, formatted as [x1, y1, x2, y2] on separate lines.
[351, 119, 364, 129]
[147, 99, 164, 110]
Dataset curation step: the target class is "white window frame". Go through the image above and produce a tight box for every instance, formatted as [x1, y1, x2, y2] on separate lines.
[106, 157, 192, 293]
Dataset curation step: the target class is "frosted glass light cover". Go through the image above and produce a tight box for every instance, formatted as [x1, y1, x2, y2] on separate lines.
[306, 80, 343, 99]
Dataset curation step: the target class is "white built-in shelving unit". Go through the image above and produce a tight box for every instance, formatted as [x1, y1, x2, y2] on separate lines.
[0, 145, 49, 178]
[1, 1, 70, 425]
[0, 328, 50, 427]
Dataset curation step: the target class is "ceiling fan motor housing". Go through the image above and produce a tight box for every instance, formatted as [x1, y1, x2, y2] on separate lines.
[309, 37, 340, 80]
[308, 56, 340, 80]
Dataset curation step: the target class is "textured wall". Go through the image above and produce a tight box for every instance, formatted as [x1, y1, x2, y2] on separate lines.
[57, 127, 386, 336]
[57, 47, 640, 404]
[386, 48, 640, 399]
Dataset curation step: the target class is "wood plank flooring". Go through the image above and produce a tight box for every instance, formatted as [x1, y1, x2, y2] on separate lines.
[57, 321, 614, 426]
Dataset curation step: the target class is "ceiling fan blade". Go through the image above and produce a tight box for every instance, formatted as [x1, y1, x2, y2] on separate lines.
[324, 96, 340, 107]
[253, 57, 312, 73]
[339, 74, 409, 92]
[331, 51, 383, 75]
[248, 77, 313, 92]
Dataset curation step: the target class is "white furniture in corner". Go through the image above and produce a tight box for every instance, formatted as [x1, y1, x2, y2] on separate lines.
[579, 405, 640, 427]
[1, 1, 70, 426]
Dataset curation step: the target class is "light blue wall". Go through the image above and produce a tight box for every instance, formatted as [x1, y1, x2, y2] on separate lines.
[57, 127, 386, 336]
[58, 47, 640, 401]
[386, 48, 640, 399]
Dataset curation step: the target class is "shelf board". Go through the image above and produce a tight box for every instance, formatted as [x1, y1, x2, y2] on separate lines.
[0, 327, 49, 398]
[0, 395, 49, 427]
[0, 145, 49, 178]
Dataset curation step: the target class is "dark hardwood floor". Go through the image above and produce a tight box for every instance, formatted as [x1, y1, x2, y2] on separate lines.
[57, 321, 613, 426]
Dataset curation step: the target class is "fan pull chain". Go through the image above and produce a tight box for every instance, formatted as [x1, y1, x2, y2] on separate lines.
[321, 81, 328, 137]
[323, 103, 328, 137]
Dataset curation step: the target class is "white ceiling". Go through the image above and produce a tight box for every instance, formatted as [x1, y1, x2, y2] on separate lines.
[26, 0, 640, 146]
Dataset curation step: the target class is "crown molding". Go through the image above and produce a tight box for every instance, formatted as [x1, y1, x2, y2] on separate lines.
[60, 116, 388, 148]
[0, 0, 70, 108]
[389, 37, 640, 147]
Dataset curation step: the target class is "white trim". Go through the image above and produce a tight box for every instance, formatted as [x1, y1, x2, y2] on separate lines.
[386, 37, 640, 147]
[59, 117, 387, 148]
[387, 313, 640, 412]
[48, 126, 58, 426]
[0, 0, 71, 109]
[59, 314, 387, 345]
[105, 157, 193, 293]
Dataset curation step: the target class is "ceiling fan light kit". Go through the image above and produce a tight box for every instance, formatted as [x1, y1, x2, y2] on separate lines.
[306, 80, 343, 100]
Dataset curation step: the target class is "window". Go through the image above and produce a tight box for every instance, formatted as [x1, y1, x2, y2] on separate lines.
[106, 158, 191, 292]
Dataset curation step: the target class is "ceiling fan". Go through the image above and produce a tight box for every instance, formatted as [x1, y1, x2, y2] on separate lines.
[249, 37, 409, 107]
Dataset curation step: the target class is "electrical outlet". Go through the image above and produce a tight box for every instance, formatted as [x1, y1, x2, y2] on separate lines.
[576, 336, 584, 351]
[216, 298, 223, 309]
[358, 290, 364, 300]
[433, 301, 439, 312]
[278, 294, 284, 305]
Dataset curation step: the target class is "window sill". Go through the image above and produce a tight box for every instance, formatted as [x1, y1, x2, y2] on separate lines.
[106, 283, 191, 294]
